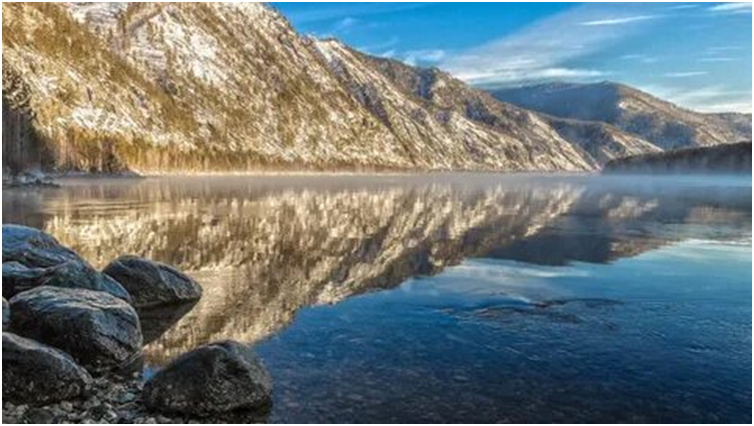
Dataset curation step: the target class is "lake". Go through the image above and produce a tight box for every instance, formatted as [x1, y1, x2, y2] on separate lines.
[3, 174, 751, 423]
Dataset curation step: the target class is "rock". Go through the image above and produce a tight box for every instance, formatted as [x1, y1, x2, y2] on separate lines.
[9, 286, 143, 374]
[143, 340, 272, 416]
[2, 298, 9, 331]
[3, 261, 53, 298]
[2, 332, 92, 404]
[2, 225, 131, 302]
[103, 256, 202, 309]
[139, 303, 197, 345]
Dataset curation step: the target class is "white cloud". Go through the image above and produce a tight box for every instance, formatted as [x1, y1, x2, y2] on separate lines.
[460, 68, 607, 87]
[284, 3, 432, 24]
[404, 49, 446, 66]
[580, 15, 658, 26]
[663, 71, 708, 78]
[640, 84, 752, 113]
[357, 36, 400, 54]
[708, 2, 752, 13]
[333, 17, 358, 33]
[665, 4, 700, 10]
[440, 3, 662, 87]
[699, 57, 739, 62]
[620, 54, 659, 64]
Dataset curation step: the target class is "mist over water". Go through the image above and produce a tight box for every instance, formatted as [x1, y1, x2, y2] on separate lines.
[3, 174, 751, 423]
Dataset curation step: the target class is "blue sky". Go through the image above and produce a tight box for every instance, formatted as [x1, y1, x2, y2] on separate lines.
[273, 2, 752, 113]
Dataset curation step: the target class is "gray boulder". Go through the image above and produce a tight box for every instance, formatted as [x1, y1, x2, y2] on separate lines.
[2, 298, 9, 330]
[103, 255, 202, 309]
[143, 340, 272, 416]
[3, 332, 92, 404]
[10, 286, 143, 375]
[1, 225, 131, 302]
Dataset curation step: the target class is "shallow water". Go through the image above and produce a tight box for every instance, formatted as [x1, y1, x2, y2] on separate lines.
[3, 174, 751, 423]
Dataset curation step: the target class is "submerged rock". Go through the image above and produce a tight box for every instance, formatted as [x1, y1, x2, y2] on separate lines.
[143, 340, 272, 416]
[9, 286, 143, 374]
[2, 298, 9, 330]
[103, 256, 202, 309]
[2, 225, 131, 302]
[2, 332, 92, 404]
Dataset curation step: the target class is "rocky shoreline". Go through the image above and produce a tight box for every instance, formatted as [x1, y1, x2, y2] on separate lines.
[2, 225, 272, 424]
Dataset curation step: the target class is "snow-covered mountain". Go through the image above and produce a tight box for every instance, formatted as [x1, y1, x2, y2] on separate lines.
[1, 3, 744, 174]
[492, 82, 752, 151]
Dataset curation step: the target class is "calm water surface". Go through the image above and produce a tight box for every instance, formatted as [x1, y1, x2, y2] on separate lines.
[3, 174, 751, 423]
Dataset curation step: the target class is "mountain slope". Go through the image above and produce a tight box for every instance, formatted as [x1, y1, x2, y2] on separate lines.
[603, 141, 752, 174]
[491, 82, 752, 150]
[2, 3, 596, 174]
[314, 40, 666, 168]
[311, 39, 599, 170]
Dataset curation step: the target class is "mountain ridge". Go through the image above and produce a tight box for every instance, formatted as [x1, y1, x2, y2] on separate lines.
[491, 81, 752, 151]
[2, 3, 748, 175]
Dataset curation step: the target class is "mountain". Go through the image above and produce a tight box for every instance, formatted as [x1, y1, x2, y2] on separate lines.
[313, 40, 667, 169]
[603, 141, 752, 174]
[2, 4, 743, 175]
[491, 82, 752, 150]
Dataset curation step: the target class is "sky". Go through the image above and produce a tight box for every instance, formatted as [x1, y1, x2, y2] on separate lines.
[273, 2, 752, 113]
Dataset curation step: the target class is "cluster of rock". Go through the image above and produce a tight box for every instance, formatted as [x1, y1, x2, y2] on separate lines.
[2, 224, 272, 423]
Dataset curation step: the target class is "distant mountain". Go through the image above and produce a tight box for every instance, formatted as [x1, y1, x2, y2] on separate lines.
[603, 141, 752, 174]
[1, 4, 745, 175]
[491, 82, 752, 151]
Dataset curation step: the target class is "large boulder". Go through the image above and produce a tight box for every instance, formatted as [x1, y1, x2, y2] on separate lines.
[2, 225, 131, 302]
[143, 341, 272, 416]
[3, 332, 92, 404]
[103, 256, 202, 309]
[10, 286, 143, 375]
[2, 298, 9, 330]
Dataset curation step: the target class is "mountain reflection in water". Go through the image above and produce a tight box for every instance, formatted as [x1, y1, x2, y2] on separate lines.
[3, 175, 751, 369]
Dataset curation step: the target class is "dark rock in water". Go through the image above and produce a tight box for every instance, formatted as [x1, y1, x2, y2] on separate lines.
[139, 303, 198, 345]
[103, 255, 202, 309]
[2, 225, 131, 302]
[9, 286, 143, 375]
[143, 340, 272, 416]
[2, 332, 92, 404]
[2, 298, 9, 331]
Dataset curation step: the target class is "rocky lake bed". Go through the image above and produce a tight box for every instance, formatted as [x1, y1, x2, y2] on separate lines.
[2, 224, 271, 424]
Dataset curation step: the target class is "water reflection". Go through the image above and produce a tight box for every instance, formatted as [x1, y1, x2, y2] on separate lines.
[2, 175, 751, 367]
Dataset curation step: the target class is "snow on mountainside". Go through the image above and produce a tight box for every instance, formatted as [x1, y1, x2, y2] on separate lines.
[332, 43, 662, 167]
[2, 3, 740, 175]
[492, 82, 752, 151]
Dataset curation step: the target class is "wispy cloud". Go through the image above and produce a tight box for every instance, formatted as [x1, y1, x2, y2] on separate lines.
[333, 17, 358, 33]
[580, 15, 658, 26]
[620, 54, 659, 64]
[708, 2, 752, 14]
[357, 36, 400, 54]
[665, 4, 700, 11]
[641, 84, 752, 113]
[664, 71, 708, 78]
[282, 3, 431, 25]
[699, 57, 739, 62]
[404, 49, 446, 66]
[441, 3, 662, 87]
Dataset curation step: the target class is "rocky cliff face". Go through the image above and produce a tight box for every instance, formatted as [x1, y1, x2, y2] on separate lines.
[492, 82, 752, 151]
[1, 3, 663, 174]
